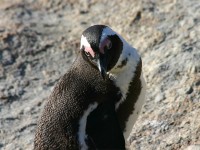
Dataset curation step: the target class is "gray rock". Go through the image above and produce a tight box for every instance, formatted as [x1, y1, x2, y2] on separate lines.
[0, 0, 200, 150]
[186, 145, 200, 150]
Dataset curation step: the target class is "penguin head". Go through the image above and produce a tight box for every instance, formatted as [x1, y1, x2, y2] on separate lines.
[80, 25, 123, 79]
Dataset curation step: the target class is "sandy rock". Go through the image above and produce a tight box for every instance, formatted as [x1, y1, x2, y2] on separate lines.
[186, 145, 200, 150]
[0, 0, 200, 149]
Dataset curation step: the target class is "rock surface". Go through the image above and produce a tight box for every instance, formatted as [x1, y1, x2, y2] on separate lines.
[0, 0, 199, 149]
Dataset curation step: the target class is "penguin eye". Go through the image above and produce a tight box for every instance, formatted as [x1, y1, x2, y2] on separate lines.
[106, 41, 112, 50]
[85, 51, 91, 57]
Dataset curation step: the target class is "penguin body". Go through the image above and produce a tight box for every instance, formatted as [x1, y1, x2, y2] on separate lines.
[34, 25, 146, 149]
[34, 50, 125, 149]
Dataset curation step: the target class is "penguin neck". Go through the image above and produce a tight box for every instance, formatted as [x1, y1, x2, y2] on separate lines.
[108, 42, 141, 109]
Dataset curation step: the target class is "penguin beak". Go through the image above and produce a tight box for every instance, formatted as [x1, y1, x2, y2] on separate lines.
[97, 54, 107, 80]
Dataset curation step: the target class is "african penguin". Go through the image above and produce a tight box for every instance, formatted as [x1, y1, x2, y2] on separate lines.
[34, 24, 145, 149]
[34, 25, 126, 149]
[80, 25, 146, 144]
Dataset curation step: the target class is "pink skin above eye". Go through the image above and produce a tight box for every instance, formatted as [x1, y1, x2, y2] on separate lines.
[84, 46, 95, 57]
[83, 38, 110, 57]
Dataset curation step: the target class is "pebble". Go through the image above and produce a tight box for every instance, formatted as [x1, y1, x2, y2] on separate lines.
[155, 93, 165, 103]
[195, 80, 200, 86]
[1, 50, 15, 66]
[186, 86, 194, 95]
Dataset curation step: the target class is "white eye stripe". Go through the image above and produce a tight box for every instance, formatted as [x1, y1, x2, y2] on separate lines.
[81, 35, 95, 58]
[80, 35, 91, 49]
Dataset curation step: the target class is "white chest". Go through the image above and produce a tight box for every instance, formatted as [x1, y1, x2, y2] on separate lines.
[109, 46, 140, 109]
[108, 45, 146, 142]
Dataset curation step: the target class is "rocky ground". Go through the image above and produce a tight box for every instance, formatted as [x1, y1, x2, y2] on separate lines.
[0, 0, 199, 149]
